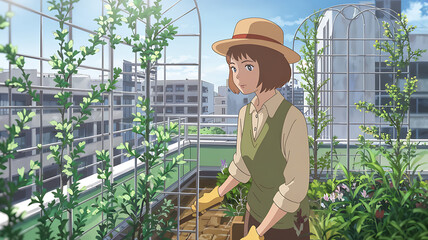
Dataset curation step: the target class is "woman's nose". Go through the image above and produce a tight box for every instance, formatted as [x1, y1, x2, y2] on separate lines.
[235, 71, 241, 80]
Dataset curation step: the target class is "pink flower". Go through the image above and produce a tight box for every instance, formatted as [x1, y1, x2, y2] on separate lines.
[341, 184, 350, 192]
[330, 193, 336, 202]
[335, 186, 341, 193]
[352, 182, 356, 190]
[323, 193, 329, 201]
[361, 189, 368, 198]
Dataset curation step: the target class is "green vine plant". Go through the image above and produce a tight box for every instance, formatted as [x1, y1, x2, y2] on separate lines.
[116, 1, 181, 239]
[356, 13, 427, 188]
[9, 0, 124, 239]
[83, 1, 126, 239]
[92, 150, 119, 240]
[118, 98, 184, 240]
[0, 12, 40, 240]
[296, 10, 339, 180]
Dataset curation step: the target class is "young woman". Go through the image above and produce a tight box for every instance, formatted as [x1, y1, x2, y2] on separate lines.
[192, 18, 310, 240]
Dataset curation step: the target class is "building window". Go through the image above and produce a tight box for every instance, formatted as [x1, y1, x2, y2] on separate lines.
[188, 85, 197, 91]
[202, 97, 208, 103]
[418, 129, 428, 139]
[156, 95, 163, 102]
[176, 95, 184, 103]
[222, 108, 225, 114]
[221, 100, 225, 104]
[176, 85, 184, 92]
[188, 107, 197, 114]
[418, 99, 428, 113]
[202, 86, 208, 93]
[166, 95, 173, 103]
[222, 118, 225, 122]
[0, 94, 8, 115]
[142, 86, 145, 91]
[188, 96, 198, 102]
[157, 86, 163, 92]
[243, 98, 248, 104]
[418, 62, 428, 78]
[166, 85, 173, 92]
[176, 107, 184, 114]
[156, 106, 163, 113]
[202, 106, 208, 113]
[166, 107, 173, 113]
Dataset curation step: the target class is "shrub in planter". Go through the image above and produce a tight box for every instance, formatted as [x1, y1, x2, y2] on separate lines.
[350, 13, 428, 239]
[216, 161, 251, 217]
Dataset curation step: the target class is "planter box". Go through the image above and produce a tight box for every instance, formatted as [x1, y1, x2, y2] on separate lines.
[230, 216, 244, 240]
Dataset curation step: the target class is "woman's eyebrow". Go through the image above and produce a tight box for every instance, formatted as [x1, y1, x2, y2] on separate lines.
[229, 62, 236, 65]
[241, 60, 254, 63]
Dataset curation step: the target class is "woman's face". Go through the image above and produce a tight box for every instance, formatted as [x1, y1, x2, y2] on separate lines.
[229, 54, 260, 95]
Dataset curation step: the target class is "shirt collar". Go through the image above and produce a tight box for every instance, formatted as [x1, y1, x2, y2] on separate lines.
[249, 89, 283, 118]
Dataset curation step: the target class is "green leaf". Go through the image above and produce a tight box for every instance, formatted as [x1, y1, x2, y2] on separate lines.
[67, 188, 74, 195]
[68, 40, 73, 49]
[64, 155, 72, 164]
[17, 167, 25, 178]
[6, 11, 14, 18]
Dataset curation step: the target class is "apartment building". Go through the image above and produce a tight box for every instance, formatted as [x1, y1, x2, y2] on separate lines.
[147, 79, 214, 124]
[315, 0, 428, 140]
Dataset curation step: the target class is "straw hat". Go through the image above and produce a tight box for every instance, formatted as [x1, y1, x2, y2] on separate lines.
[212, 17, 300, 63]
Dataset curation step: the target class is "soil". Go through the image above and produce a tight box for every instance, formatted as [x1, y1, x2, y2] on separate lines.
[154, 177, 234, 240]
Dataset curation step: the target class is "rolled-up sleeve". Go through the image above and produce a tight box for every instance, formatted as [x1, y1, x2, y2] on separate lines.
[273, 107, 310, 213]
[229, 106, 251, 183]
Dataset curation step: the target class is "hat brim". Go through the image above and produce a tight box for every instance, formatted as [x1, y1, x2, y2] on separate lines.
[212, 38, 301, 64]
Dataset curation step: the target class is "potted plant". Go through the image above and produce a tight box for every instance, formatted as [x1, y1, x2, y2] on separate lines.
[216, 160, 251, 240]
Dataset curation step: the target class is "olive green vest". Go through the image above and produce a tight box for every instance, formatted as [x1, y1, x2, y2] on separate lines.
[242, 98, 309, 229]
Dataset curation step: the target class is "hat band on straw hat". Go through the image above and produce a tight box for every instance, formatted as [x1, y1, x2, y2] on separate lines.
[232, 34, 282, 45]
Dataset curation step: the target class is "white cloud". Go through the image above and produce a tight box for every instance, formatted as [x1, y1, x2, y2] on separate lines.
[402, 1, 428, 33]
[269, 16, 305, 27]
[284, 33, 296, 43]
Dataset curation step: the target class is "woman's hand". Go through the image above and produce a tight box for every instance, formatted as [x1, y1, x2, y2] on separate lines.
[190, 186, 224, 217]
[241, 226, 264, 240]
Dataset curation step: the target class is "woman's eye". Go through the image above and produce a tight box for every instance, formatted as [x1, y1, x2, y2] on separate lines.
[245, 65, 254, 71]
[231, 66, 236, 73]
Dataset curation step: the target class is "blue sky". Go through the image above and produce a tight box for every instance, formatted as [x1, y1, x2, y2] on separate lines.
[1, 0, 427, 92]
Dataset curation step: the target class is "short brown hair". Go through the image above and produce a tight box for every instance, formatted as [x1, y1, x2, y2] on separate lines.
[226, 44, 291, 94]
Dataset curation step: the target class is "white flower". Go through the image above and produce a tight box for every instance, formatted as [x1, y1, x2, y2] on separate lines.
[337, 192, 344, 201]
[330, 193, 336, 203]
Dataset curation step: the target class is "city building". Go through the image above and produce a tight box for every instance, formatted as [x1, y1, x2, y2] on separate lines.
[315, 0, 428, 141]
[148, 79, 214, 124]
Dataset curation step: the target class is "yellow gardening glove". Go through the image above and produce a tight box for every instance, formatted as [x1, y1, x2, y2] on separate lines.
[241, 226, 264, 240]
[190, 185, 224, 217]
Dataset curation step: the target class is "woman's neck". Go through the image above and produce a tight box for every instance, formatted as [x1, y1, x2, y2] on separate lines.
[254, 89, 276, 110]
